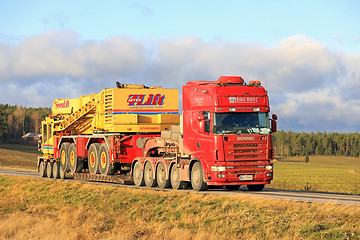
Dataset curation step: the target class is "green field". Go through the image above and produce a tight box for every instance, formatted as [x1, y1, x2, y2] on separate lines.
[0, 143, 40, 155]
[0, 144, 40, 170]
[270, 156, 360, 195]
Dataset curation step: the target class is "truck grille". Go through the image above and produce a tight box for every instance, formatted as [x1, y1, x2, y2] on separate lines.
[234, 143, 257, 148]
[234, 149, 257, 153]
[224, 141, 266, 162]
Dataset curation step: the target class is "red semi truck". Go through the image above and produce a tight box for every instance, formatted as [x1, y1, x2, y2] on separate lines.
[38, 76, 277, 191]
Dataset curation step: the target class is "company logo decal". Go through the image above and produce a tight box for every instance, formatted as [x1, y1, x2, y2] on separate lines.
[127, 94, 165, 106]
[55, 100, 70, 109]
[229, 96, 257, 104]
[237, 137, 255, 141]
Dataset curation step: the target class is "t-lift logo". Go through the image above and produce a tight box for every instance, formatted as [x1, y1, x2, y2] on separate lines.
[127, 94, 165, 106]
[55, 100, 70, 108]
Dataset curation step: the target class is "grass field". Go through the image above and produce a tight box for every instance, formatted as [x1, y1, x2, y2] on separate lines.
[0, 144, 40, 170]
[0, 175, 359, 239]
[0, 143, 40, 155]
[270, 156, 360, 195]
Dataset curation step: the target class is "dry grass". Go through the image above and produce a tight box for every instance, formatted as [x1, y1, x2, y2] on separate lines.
[0, 145, 360, 238]
[0, 175, 359, 239]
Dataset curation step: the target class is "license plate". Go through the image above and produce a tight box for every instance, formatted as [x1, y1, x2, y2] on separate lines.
[240, 175, 253, 181]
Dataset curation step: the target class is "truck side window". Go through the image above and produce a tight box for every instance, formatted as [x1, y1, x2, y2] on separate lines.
[49, 124, 52, 139]
[203, 111, 210, 133]
[43, 124, 47, 143]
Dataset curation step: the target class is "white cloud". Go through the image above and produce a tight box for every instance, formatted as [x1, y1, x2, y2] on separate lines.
[0, 30, 145, 80]
[0, 31, 359, 132]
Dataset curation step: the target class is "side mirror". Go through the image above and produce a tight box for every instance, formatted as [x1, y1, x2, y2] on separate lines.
[271, 114, 278, 133]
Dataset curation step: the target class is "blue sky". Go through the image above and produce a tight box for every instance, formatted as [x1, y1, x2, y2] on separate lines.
[1, 0, 359, 50]
[0, 0, 359, 132]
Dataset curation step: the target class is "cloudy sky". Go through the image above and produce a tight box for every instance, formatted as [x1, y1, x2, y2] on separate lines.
[0, 0, 359, 132]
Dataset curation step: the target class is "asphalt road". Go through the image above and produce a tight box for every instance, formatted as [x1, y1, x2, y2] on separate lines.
[1, 167, 359, 206]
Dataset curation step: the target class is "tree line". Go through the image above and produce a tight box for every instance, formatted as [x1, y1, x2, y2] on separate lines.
[0, 104, 51, 141]
[273, 130, 360, 157]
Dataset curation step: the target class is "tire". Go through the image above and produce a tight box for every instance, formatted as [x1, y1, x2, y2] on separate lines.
[68, 143, 84, 174]
[144, 161, 157, 188]
[47, 162, 53, 178]
[247, 184, 265, 191]
[170, 164, 188, 190]
[60, 142, 70, 171]
[99, 144, 114, 175]
[225, 185, 240, 190]
[88, 143, 101, 174]
[53, 162, 60, 179]
[60, 166, 66, 179]
[156, 162, 170, 189]
[133, 161, 145, 187]
[191, 162, 208, 191]
[39, 161, 47, 177]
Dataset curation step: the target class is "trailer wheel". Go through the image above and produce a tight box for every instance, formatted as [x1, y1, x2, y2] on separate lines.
[99, 144, 114, 175]
[60, 166, 66, 179]
[191, 162, 208, 191]
[170, 164, 188, 190]
[53, 162, 60, 179]
[69, 143, 83, 174]
[225, 185, 240, 190]
[60, 142, 70, 171]
[144, 161, 157, 188]
[88, 143, 100, 174]
[156, 162, 170, 189]
[133, 161, 145, 187]
[247, 184, 264, 191]
[47, 162, 53, 178]
[39, 161, 47, 177]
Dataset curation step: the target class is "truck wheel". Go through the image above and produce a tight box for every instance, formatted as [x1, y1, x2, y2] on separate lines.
[39, 161, 47, 177]
[156, 162, 170, 189]
[170, 164, 188, 190]
[247, 184, 264, 191]
[69, 143, 83, 173]
[225, 185, 240, 190]
[191, 162, 208, 191]
[133, 161, 145, 187]
[60, 142, 70, 171]
[88, 143, 100, 174]
[60, 166, 66, 179]
[99, 144, 114, 175]
[53, 162, 60, 179]
[47, 162, 53, 178]
[144, 161, 157, 188]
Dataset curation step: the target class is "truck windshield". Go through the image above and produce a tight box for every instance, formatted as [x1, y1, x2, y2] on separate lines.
[213, 112, 270, 135]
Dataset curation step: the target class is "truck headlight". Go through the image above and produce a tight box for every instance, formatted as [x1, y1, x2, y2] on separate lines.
[211, 166, 226, 172]
[265, 165, 273, 171]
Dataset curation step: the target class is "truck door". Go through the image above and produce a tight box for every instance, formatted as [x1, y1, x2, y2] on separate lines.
[42, 123, 54, 155]
[42, 123, 49, 154]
